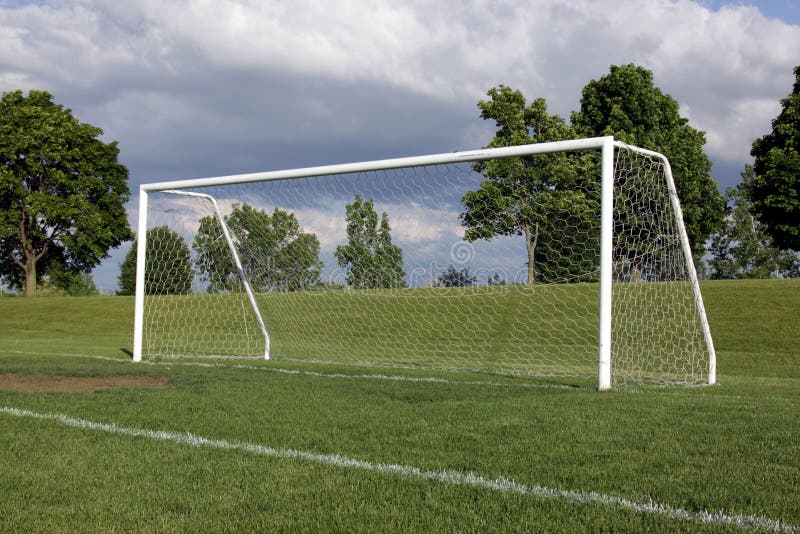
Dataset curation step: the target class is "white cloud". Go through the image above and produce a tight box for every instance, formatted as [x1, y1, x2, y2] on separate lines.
[291, 200, 465, 254]
[292, 206, 347, 249]
[376, 201, 463, 245]
[3, 1, 796, 169]
[1, 0, 798, 289]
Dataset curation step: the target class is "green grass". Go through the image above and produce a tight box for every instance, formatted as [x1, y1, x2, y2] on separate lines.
[145, 284, 602, 378]
[142, 281, 714, 385]
[0, 279, 798, 531]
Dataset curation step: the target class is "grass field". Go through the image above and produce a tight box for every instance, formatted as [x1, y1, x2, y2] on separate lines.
[0, 279, 798, 531]
[143, 281, 712, 385]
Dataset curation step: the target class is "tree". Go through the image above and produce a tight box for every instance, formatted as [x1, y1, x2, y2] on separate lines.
[193, 204, 322, 292]
[747, 65, 800, 251]
[45, 263, 99, 296]
[488, 272, 506, 286]
[0, 90, 132, 297]
[335, 195, 406, 289]
[708, 165, 799, 279]
[437, 265, 476, 287]
[460, 86, 599, 286]
[571, 64, 725, 256]
[118, 227, 194, 295]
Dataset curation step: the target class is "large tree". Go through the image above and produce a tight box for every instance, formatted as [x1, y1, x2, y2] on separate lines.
[571, 64, 725, 256]
[335, 195, 406, 289]
[461, 86, 598, 286]
[708, 165, 799, 279]
[0, 90, 132, 296]
[747, 65, 800, 251]
[118, 226, 194, 296]
[193, 204, 322, 292]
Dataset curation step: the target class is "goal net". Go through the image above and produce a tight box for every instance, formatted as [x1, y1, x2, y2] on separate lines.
[132, 137, 716, 389]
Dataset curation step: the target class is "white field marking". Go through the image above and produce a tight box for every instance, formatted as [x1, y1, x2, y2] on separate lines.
[2, 350, 798, 404]
[0, 406, 796, 533]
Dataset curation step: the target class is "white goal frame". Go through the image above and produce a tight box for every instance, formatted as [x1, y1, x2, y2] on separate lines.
[132, 136, 716, 390]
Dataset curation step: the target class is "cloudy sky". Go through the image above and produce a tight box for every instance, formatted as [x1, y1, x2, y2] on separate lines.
[1, 0, 798, 290]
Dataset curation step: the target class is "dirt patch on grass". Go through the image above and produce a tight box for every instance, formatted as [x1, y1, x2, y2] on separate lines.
[0, 374, 169, 393]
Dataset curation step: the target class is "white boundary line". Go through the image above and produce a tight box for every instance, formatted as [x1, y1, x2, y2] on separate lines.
[0, 405, 795, 533]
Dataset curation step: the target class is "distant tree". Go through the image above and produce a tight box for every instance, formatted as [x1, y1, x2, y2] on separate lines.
[193, 204, 322, 292]
[335, 195, 406, 289]
[437, 265, 476, 287]
[461, 86, 598, 286]
[747, 65, 800, 251]
[708, 165, 799, 279]
[118, 227, 193, 296]
[117, 248, 136, 296]
[0, 89, 132, 296]
[488, 272, 506, 286]
[311, 280, 346, 291]
[571, 64, 725, 257]
[46, 263, 98, 296]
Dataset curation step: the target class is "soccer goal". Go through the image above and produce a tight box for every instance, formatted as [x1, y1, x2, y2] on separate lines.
[132, 136, 716, 389]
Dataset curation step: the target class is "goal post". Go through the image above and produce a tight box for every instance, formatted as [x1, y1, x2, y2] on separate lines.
[598, 137, 614, 390]
[131, 136, 716, 389]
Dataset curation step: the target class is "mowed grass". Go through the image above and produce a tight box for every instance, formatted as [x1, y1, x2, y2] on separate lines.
[143, 281, 710, 384]
[145, 284, 601, 379]
[0, 279, 798, 531]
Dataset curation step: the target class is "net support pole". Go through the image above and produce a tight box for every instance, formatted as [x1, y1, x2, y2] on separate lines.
[161, 190, 271, 360]
[132, 188, 148, 362]
[658, 154, 716, 385]
[612, 141, 717, 385]
[598, 137, 614, 391]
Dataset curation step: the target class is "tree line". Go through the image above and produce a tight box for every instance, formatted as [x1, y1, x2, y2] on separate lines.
[116, 195, 407, 295]
[1, 64, 798, 296]
[706, 66, 800, 279]
[462, 64, 798, 283]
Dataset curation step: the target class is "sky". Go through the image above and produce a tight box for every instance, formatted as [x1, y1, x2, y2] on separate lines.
[0, 0, 798, 291]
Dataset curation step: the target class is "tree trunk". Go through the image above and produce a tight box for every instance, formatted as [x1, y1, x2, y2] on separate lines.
[630, 263, 640, 283]
[24, 258, 37, 297]
[523, 223, 539, 287]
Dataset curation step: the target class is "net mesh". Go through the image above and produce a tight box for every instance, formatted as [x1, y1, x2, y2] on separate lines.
[611, 147, 709, 385]
[139, 145, 711, 386]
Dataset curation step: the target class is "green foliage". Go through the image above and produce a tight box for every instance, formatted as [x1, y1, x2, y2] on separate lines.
[310, 280, 346, 291]
[571, 64, 725, 256]
[747, 65, 800, 251]
[42, 263, 99, 296]
[335, 195, 406, 289]
[436, 265, 476, 287]
[193, 204, 322, 292]
[118, 227, 193, 295]
[461, 86, 599, 285]
[708, 165, 799, 279]
[117, 248, 136, 296]
[488, 272, 506, 286]
[0, 89, 132, 297]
